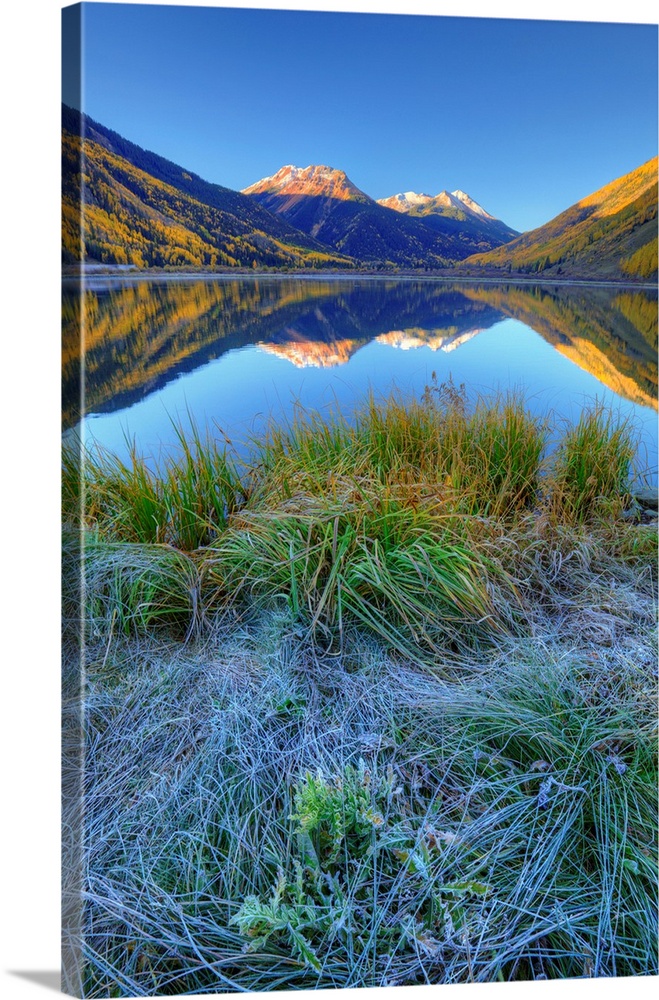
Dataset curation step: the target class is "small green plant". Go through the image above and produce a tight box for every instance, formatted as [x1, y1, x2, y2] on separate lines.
[230, 868, 329, 972]
[232, 761, 495, 975]
[291, 761, 388, 866]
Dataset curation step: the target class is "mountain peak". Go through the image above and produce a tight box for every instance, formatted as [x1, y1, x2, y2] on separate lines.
[450, 189, 495, 220]
[377, 191, 433, 212]
[378, 187, 497, 222]
[242, 164, 371, 202]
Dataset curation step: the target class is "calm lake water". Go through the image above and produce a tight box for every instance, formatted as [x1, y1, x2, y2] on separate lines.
[63, 276, 658, 481]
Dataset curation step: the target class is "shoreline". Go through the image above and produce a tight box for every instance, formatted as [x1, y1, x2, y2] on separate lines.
[61, 267, 659, 291]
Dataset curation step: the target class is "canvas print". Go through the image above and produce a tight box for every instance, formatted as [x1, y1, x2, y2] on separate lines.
[61, 2, 658, 995]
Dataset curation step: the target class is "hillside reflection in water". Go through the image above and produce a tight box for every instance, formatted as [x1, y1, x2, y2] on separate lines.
[63, 277, 657, 476]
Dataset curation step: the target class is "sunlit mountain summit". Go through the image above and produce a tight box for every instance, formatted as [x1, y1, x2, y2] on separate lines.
[243, 164, 372, 204]
[379, 188, 495, 220]
[377, 189, 518, 242]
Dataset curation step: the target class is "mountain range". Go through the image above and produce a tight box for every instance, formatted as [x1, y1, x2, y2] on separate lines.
[376, 188, 518, 245]
[62, 104, 657, 280]
[61, 106, 352, 270]
[241, 164, 515, 266]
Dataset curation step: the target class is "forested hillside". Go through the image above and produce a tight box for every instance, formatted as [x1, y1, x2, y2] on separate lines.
[464, 158, 658, 282]
[62, 106, 353, 270]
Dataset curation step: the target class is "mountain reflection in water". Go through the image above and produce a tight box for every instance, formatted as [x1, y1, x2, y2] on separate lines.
[62, 278, 657, 475]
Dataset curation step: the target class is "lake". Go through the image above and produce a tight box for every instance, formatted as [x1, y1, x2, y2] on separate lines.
[62, 276, 658, 482]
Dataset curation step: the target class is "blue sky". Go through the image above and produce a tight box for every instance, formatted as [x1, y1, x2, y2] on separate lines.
[65, 2, 657, 232]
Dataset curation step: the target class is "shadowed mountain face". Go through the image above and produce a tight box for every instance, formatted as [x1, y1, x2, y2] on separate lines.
[465, 158, 658, 281]
[62, 278, 657, 429]
[243, 192, 456, 267]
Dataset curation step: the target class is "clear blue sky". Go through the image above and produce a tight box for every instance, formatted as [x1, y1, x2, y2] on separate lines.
[64, 2, 658, 232]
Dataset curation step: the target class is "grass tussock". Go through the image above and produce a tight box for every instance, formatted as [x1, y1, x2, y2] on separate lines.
[82, 535, 202, 639]
[208, 497, 515, 660]
[549, 404, 636, 523]
[63, 421, 244, 550]
[254, 379, 546, 519]
[65, 383, 652, 659]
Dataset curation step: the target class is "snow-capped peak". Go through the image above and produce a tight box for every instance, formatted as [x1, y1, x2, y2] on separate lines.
[242, 164, 370, 202]
[401, 191, 433, 205]
[377, 191, 433, 212]
[378, 186, 498, 222]
[450, 190, 495, 220]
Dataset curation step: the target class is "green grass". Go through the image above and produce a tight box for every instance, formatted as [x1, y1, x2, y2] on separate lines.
[253, 380, 546, 519]
[208, 492, 519, 662]
[65, 388, 647, 662]
[82, 535, 202, 638]
[549, 404, 636, 523]
[63, 422, 244, 550]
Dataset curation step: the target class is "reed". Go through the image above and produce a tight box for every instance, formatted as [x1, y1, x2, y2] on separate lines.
[358, 381, 546, 517]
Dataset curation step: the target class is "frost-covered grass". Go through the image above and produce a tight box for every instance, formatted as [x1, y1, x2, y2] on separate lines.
[66, 570, 657, 995]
